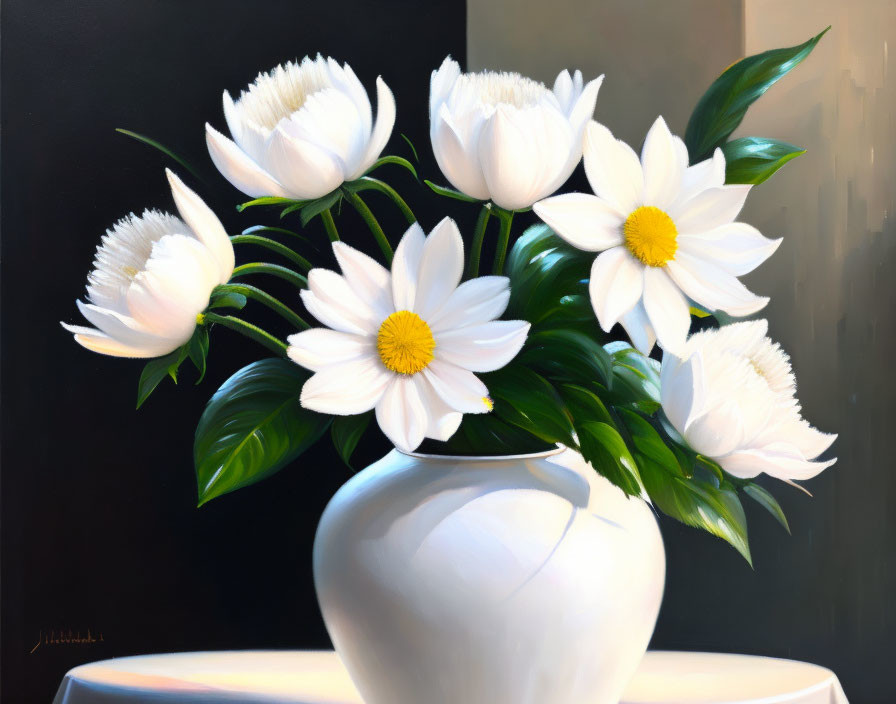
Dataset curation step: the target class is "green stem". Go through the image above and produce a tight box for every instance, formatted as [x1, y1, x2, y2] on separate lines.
[214, 283, 309, 330]
[230, 262, 307, 289]
[320, 208, 340, 243]
[467, 204, 492, 278]
[342, 189, 394, 263]
[229, 234, 312, 271]
[354, 177, 417, 224]
[492, 208, 514, 275]
[202, 312, 288, 357]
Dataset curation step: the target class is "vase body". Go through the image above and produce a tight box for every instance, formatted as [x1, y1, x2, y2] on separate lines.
[313, 447, 665, 704]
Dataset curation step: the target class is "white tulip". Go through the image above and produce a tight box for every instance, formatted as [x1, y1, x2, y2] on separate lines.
[287, 218, 530, 452]
[206, 55, 396, 200]
[661, 320, 836, 482]
[62, 171, 234, 358]
[429, 57, 603, 211]
[535, 117, 781, 355]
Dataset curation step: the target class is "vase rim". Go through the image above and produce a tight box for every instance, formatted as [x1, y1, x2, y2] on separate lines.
[396, 446, 565, 462]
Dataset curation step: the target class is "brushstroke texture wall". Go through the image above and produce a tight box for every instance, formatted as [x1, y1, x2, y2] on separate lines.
[468, 1, 894, 701]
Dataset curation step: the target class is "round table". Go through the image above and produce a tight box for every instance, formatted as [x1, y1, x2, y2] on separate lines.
[53, 650, 848, 704]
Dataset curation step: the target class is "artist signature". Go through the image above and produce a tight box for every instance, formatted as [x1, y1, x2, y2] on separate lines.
[30, 629, 105, 654]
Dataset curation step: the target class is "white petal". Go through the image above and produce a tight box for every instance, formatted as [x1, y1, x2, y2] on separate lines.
[588, 247, 644, 332]
[431, 106, 490, 201]
[583, 121, 644, 215]
[684, 401, 745, 458]
[332, 241, 393, 319]
[287, 328, 374, 372]
[435, 320, 529, 372]
[391, 223, 426, 311]
[423, 360, 491, 414]
[419, 374, 463, 442]
[281, 88, 366, 174]
[430, 57, 462, 122]
[300, 289, 368, 336]
[478, 105, 541, 211]
[165, 170, 234, 282]
[755, 417, 837, 460]
[427, 276, 510, 332]
[375, 376, 428, 452]
[301, 357, 391, 415]
[671, 184, 752, 233]
[719, 446, 836, 481]
[677, 147, 725, 204]
[619, 300, 657, 355]
[567, 75, 603, 133]
[76, 300, 173, 351]
[205, 123, 289, 199]
[678, 222, 781, 276]
[307, 269, 381, 334]
[351, 77, 396, 177]
[533, 193, 624, 252]
[552, 69, 575, 114]
[61, 323, 165, 358]
[641, 116, 684, 210]
[666, 252, 769, 316]
[642, 267, 691, 354]
[660, 350, 706, 435]
[413, 217, 464, 319]
[264, 126, 345, 200]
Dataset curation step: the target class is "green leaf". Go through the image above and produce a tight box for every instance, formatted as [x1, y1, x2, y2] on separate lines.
[520, 329, 613, 386]
[424, 179, 481, 202]
[618, 409, 684, 477]
[578, 421, 643, 496]
[115, 128, 205, 183]
[136, 347, 187, 409]
[364, 155, 418, 180]
[722, 137, 806, 184]
[242, 224, 314, 247]
[558, 384, 614, 426]
[188, 326, 210, 384]
[298, 191, 342, 226]
[744, 481, 791, 533]
[400, 133, 420, 162]
[236, 196, 302, 212]
[486, 366, 575, 446]
[331, 412, 372, 469]
[194, 358, 331, 505]
[208, 291, 248, 311]
[684, 26, 829, 160]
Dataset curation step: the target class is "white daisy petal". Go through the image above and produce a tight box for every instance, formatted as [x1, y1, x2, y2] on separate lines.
[391, 223, 426, 311]
[301, 357, 391, 415]
[671, 184, 752, 233]
[642, 267, 691, 353]
[619, 300, 657, 355]
[307, 269, 381, 333]
[641, 116, 683, 210]
[583, 121, 644, 215]
[413, 217, 465, 319]
[678, 222, 782, 277]
[423, 360, 491, 414]
[588, 246, 644, 332]
[375, 376, 428, 452]
[332, 241, 393, 318]
[677, 147, 726, 204]
[287, 328, 374, 372]
[427, 276, 510, 332]
[666, 252, 769, 317]
[435, 320, 530, 372]
[533, 193, 624, 252]
[300, 289, 370, 336]
[419, 375, 464, 442]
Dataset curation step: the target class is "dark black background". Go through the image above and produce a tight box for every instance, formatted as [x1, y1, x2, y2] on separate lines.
[1, 1, 889, 702]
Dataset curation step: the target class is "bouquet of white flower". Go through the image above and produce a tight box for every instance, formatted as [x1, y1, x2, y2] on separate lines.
[64, 28, 834, 564]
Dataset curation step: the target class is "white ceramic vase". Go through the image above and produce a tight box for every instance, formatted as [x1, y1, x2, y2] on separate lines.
[313, 447, 665, 704]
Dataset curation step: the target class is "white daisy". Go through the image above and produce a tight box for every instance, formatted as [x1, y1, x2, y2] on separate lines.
[62, 171, 234, 357]
[661, 320, 837, 482]
[206, 55, 396, 200]
[534, 116, 781, 354]
[287, 218, 530, 452]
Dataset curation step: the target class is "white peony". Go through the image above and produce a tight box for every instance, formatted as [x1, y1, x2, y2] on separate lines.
[534, 116, 780, 354]
[661, 320, 836, 482]
[206, 55, 396, 200]
[287, 218, 530, 452]
[429, 57, 603, 211]
[62, 171, 234, 357]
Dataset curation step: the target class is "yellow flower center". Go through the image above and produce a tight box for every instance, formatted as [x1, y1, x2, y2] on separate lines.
[623, 206, 678, 267]
[377, 311, 436, 375]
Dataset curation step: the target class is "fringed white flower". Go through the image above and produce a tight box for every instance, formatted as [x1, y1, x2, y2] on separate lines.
[661, 320, 837, 483]
[287, 218, 530, 452]
[534, 116, 781, 354]
[429, 57, 603, 211]
[62, 171, 234, 357]
[206, 55, 396, 200]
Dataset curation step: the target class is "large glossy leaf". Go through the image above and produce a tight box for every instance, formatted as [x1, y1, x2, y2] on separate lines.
[136, 347, 187, 409]
[194, 358, 331, 506]
[578, 421, 643, 497]
[331, 412, 372, 469]
[722, 137, 806, 185]
[743, 481, 790, 533]
[485, 366, 576, 446]
[684, 27, 829, 160]
[519, 329, 613, 386]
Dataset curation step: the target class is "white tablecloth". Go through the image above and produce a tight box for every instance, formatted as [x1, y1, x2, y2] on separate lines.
[53, 650, 849, 704]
